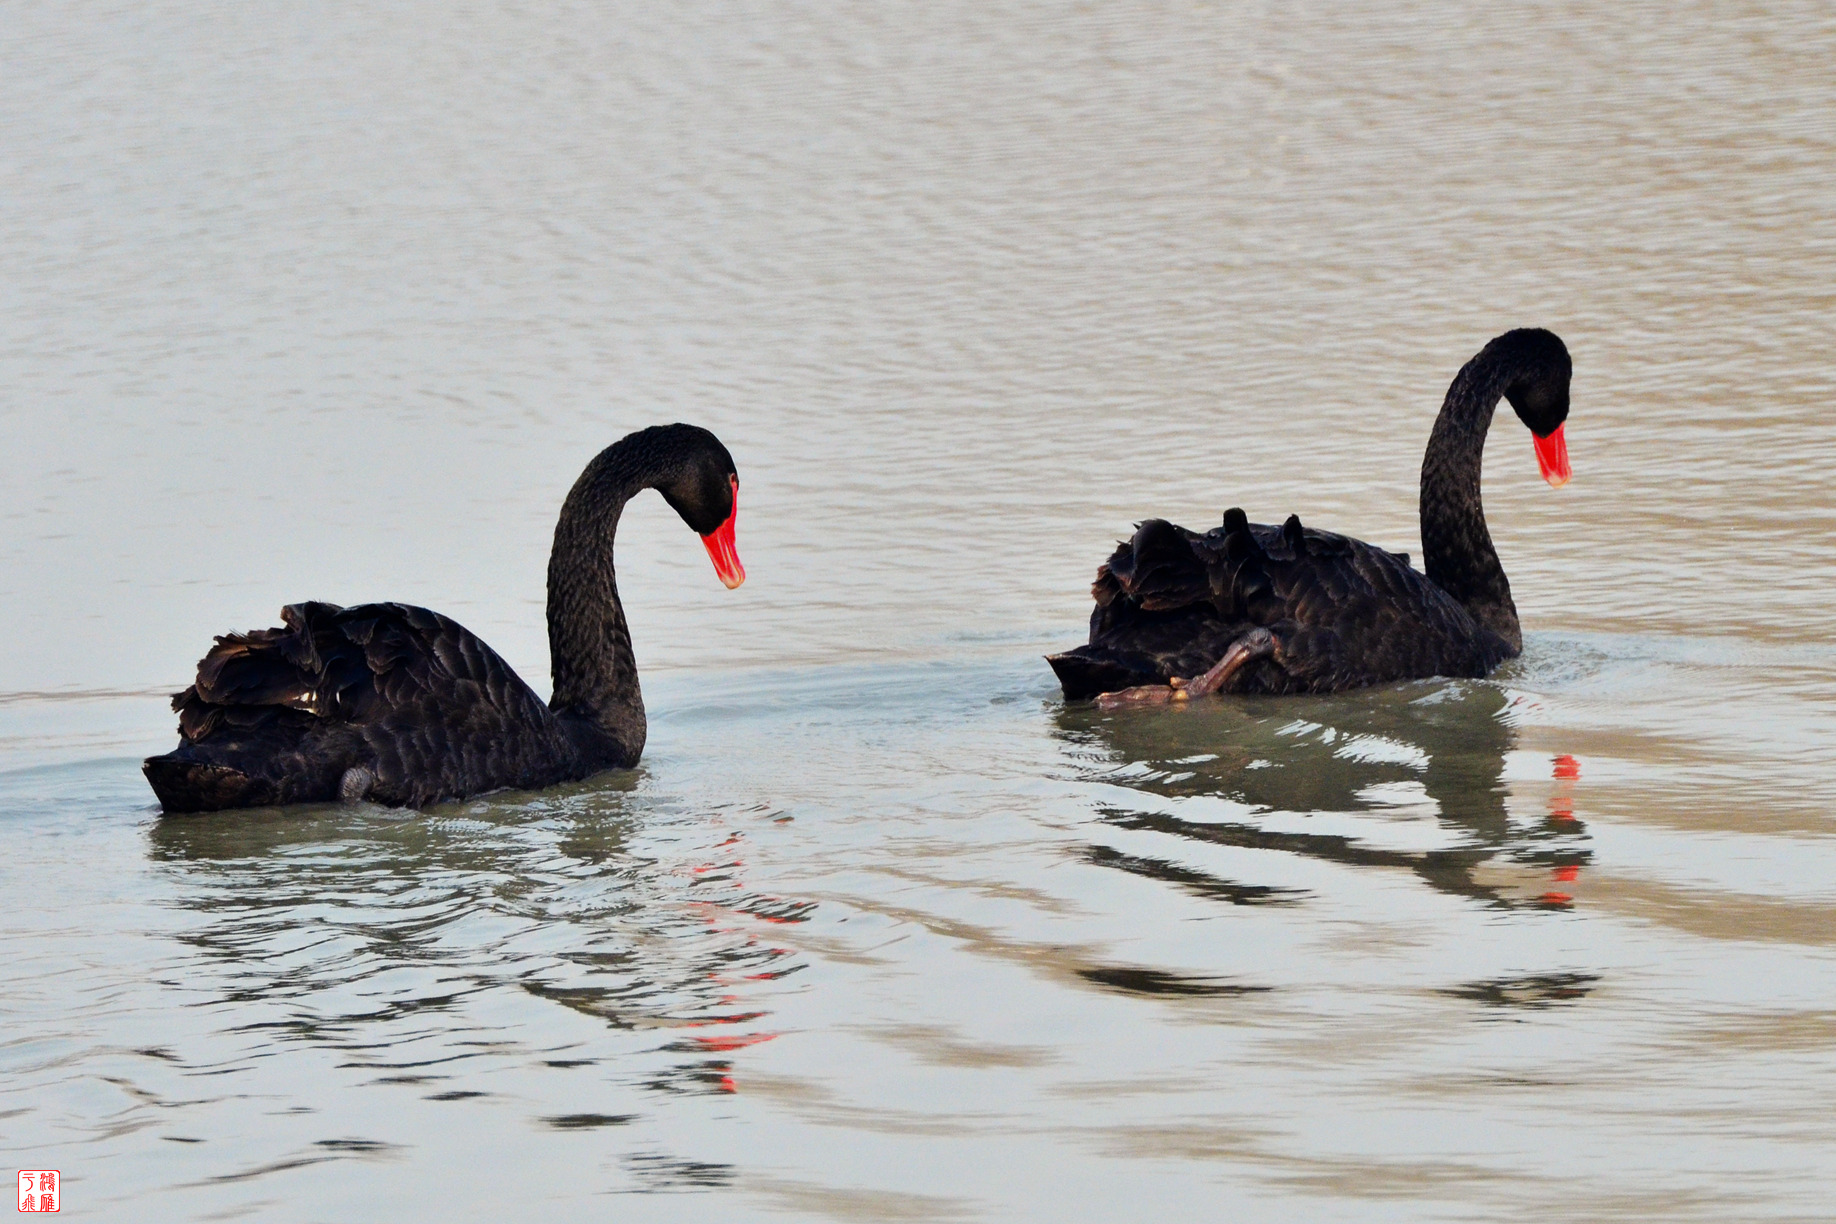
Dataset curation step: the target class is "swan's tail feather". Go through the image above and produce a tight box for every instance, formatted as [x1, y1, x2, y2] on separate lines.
[142, 755, 278, 814]
[1054, 511, 1301, 699]
[1045, 648, 1164, 701]
[146, 601, 379, 813]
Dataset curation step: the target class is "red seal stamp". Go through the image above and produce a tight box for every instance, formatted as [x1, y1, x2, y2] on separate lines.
[17, 1172, 58, 1213]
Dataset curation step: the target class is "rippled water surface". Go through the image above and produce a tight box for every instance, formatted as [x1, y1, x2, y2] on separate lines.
[4, 3, 1835, 1219]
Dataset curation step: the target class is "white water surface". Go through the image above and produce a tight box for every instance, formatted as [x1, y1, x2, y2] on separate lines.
[4, 3, 1835, 1220]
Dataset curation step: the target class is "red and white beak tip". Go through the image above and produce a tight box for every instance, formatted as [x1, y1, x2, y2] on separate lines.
[701, 478, 745, 589]
[1534, 424, 1571, 488]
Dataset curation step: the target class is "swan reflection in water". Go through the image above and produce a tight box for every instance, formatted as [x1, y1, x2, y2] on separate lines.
[1054, 678, 1589, 912]
[146, 780, 801, 1117]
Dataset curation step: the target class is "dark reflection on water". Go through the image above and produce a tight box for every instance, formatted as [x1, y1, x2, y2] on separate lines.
[1443, 972, 1601, 1011]
[1054, 680, 1590, 909]
[1077, 966, 1274, 998]
[625, 1152, 738, 1192]
[144, 777, 804, 1106]
[1080, 844, 1306, 907]
[543, 1111, 635, 1129]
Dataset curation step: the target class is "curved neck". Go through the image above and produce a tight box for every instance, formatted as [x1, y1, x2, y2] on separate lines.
[1419, 354, 1521, 652]
[546, 441, 658, 767]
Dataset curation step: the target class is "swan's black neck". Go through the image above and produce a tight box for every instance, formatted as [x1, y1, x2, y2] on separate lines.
[1420, 352, 1521, 653]
[545, 436, 667, 768]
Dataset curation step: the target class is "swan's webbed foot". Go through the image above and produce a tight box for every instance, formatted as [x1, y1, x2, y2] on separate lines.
[1185, 628, 1277, 697]
[1093, 629, 1279, 708]
[1095, 677, 1191, 710]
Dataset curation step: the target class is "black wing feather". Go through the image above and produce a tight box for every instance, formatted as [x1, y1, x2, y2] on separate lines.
[1048, 512, 1514, 699]
[145, 602, 582, 812]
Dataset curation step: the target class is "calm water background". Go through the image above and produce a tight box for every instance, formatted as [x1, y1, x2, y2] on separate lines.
[4, 2, 1835, 1219]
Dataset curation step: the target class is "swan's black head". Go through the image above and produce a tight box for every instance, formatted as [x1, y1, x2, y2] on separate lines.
[648, 423, 745, 588]
[1486, 328, 1571, 438]
[1485, 328, 1572, 488]
[648, 424, 737, 531]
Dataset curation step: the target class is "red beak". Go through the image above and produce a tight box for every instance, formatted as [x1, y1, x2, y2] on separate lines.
[1533, 425, 1570, 488]
[700, 476, 745, 589]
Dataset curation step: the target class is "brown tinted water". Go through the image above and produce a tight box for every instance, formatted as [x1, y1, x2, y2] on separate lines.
[3, 2, 1834, 1219]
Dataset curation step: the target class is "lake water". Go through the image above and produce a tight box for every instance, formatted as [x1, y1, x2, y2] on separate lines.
[4, 2, 1835, 1219]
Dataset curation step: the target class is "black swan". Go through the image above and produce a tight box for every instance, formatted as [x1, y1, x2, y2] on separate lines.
[1046, 329, 1571, 705]
[143, 423, 746, 813]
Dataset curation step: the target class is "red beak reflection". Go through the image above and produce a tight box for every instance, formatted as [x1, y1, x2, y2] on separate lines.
[701, 476, 746, 589]
[1533, 424, 1571, 488]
